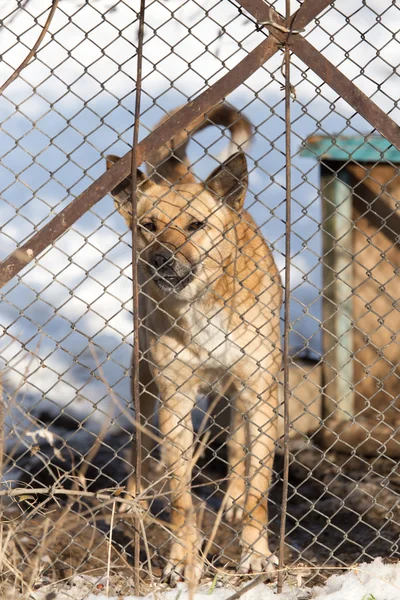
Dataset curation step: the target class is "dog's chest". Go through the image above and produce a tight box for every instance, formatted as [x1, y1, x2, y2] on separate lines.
[182, 308, 241, 369]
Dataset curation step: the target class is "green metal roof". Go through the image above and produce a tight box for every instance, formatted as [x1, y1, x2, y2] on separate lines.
[299, 135, 400, 163]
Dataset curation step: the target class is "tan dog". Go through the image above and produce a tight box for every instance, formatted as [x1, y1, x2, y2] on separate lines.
[107, 104, 282, 582]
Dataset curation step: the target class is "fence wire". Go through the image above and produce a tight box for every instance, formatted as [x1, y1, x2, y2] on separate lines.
[0, 0, 399, 598]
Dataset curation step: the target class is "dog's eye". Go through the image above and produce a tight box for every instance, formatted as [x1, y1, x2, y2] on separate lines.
[142, 221, 156, 233]
[188, 221, 204, 232]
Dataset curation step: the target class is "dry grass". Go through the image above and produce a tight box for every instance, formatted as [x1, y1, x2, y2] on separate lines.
[0, 354, 233, 598]
[2, 352, 399, 598]
[0, 503, 134, 598]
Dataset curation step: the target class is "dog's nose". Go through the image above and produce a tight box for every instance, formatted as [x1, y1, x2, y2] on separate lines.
[150, 251, 173, 270]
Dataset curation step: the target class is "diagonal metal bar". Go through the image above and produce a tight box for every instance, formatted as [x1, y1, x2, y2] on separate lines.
[0, 41, 278, 290]
[237, 0, 400, 150]
[290, 35, 400, 147]
[0, 0, 334, 290]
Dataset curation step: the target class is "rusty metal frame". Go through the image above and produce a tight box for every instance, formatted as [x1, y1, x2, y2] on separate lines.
[237, 0, 400, 146]
[1, 0, 400, 292]
[0, 0, 339, 289]
[2, 0, 400, 291]
[0, 38, 280, 288]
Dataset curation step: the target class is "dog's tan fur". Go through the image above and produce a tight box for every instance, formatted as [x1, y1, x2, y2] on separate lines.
[107, 104, 282, 581]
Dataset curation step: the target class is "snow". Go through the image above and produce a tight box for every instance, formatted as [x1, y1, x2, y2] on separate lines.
[92, 582, 297, 600]
[29, 558, 400, 600]
[311, 559, 400, 599]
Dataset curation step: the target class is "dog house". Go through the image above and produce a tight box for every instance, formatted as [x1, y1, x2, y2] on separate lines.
[300, 136, 400, 437]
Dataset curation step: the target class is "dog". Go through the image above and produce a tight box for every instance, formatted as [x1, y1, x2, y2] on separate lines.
[106, 103, 282, 582]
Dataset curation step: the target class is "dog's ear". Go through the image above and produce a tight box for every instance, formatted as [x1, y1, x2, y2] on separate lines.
[106, 154, 153, 227]
[205, 152, 248, 212]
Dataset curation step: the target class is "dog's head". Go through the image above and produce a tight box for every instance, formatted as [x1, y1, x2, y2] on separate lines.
[106, 152, 248, 298]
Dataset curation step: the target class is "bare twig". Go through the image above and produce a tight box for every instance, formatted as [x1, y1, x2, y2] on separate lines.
[200, 479, 233, 569]
[139, 515, 159, 599]
[25, 516, 51, 597]
[80, 346, 117, 484]
[106, 500, 116, 597]
[0, 0, 59, 96]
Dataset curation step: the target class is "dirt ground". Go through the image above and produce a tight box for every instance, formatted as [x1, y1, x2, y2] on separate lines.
[2, 434, 399, 597]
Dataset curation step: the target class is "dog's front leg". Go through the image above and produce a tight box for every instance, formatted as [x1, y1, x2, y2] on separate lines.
[120, 357, 159, 513]
[236, 375, 278, 576]
[157, 377, 201, 584]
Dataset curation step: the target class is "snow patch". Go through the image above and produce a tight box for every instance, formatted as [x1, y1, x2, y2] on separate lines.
[29, 558, 400, 600]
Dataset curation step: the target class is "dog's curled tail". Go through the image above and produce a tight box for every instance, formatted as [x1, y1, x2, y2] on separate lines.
[146, 103, 252, 185]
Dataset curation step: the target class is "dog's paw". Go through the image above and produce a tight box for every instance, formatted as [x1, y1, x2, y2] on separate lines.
[162, 533, 203, 585]
[163, 556, 203, 586]
[238, 552, 278, 579]
[162, 560, 185, 585]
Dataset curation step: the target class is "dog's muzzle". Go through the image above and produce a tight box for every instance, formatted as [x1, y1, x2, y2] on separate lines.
[148, 250, 194, 291]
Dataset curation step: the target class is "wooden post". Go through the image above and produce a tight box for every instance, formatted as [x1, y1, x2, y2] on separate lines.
[321, 165, 355, 420]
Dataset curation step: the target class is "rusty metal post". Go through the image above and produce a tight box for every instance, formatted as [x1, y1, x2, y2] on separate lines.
[321, 166, 355, 420]
[277, 0, 292, 591]
[132, 0, 146, 593]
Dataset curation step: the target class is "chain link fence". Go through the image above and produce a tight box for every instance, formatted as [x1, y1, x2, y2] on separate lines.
[0, 0, 399, 598]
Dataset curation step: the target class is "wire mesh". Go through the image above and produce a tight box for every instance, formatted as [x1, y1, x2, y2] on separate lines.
[0, 0, 399, 598]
